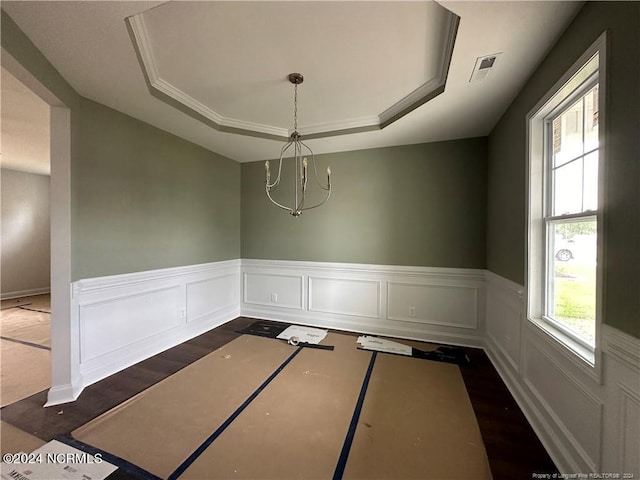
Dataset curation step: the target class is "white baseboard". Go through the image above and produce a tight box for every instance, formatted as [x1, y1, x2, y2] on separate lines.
[241, 307, 484, 348]
[43, 381, 82, 408]
[241, 259, 486, 348]
[1, 287, 50, 300]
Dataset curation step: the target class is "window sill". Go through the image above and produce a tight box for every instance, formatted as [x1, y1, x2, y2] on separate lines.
[528, 316, 595, 367]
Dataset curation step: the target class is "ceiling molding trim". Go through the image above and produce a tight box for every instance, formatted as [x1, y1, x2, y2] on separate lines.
[127, 7, 459, 141]
[153, 77, 289, 138]
[127, 14, 159, 85]
[378, 77, 445, 126]
[297, 115, 381, 138]
[127, 13, 290, 141]
[379, 12, 459, 129]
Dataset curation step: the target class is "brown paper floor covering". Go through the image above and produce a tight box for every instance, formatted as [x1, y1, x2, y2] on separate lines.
[71, 331, 491, 479]
[0, 294, 51, 407]
[1, 309, 51, 348]
[343, 352, 492, 479]
[181, 332, 371, 479]
[73, 334, 295, 479]
[0, 421, 46, 455]
[0, 341, 51, 407]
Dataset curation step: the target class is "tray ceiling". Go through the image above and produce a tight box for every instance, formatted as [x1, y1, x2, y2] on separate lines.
[1, 1, 584, 163]
[129, 1, 459, 139]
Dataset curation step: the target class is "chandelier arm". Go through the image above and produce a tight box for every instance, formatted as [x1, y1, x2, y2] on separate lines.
[276, 141, 292, 183]
[296, 160, 306, 212]
[294, 140, 300, 212]
[266, 183, 296, 214]
[296, 196, 305, 213]
[297, 187, 332, 212]
[277, 141, 290, 178]
[299, 139, 331, 191]
[266, 167, 280, 190]
[267, 141, 293, 190]
[295, 151, 305, 211]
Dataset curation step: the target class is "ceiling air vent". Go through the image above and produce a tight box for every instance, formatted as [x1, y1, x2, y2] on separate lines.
[469, 53, 502, 83]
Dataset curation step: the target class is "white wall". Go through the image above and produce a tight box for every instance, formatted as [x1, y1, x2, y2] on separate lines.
[1, 168, 51, 298]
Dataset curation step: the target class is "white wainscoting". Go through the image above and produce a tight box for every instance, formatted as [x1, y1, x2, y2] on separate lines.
[53, 260, 241, 404]
[50, 258, 639, 477]
[601, 326, 640, 475]
[244, 273, 303, 310]
[241, 259, 486, 347]
[310, 277, 381, 319]
[484, 270, 640, 476]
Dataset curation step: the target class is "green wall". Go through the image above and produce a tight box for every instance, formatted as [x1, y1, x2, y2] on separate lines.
[75, 99, 240, 278]
[242, 138, 487, 268]
[2, 10, 241, 281]
[486, 1, 640, 338]
[6, 2, 636, 337]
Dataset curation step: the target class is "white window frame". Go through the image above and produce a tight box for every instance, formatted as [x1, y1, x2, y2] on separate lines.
[543, 77, 599, 348]
[526, 33, 607, 379]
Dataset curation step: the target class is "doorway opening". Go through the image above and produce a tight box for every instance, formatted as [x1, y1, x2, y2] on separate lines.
[1, 66, 52, 406]
[1, 49, 73, 408]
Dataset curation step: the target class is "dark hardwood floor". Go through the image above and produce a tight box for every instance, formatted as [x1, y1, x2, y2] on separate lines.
[1, 317, 557, 479]
[460, 348, 558, 478]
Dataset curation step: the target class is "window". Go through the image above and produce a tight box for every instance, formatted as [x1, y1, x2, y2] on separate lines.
[527, 34, 606, 367]
[545, 82, 598, 347]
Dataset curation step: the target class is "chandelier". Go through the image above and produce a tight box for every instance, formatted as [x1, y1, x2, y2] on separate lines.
[265, 73, 331, 217]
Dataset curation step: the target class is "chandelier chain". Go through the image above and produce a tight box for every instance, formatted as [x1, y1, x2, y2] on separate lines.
[293, 83, 298, 132]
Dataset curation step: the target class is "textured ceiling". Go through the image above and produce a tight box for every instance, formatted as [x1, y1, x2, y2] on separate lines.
[1, 1, 583, 164]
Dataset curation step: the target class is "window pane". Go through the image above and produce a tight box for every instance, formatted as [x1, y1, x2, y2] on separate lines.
[552, 97, 584, 167]
[553, 159, 582, 215]
[548, 220, 597, 344]
[583, 152, 598, 211]
[584, 85, 599, 152]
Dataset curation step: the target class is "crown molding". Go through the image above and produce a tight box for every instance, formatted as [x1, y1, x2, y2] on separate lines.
[379, 13, 459, 127]
[127, 7, 459, 141]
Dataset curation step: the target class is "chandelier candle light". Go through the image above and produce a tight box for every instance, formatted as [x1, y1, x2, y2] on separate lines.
[265, 73, 331, 217]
